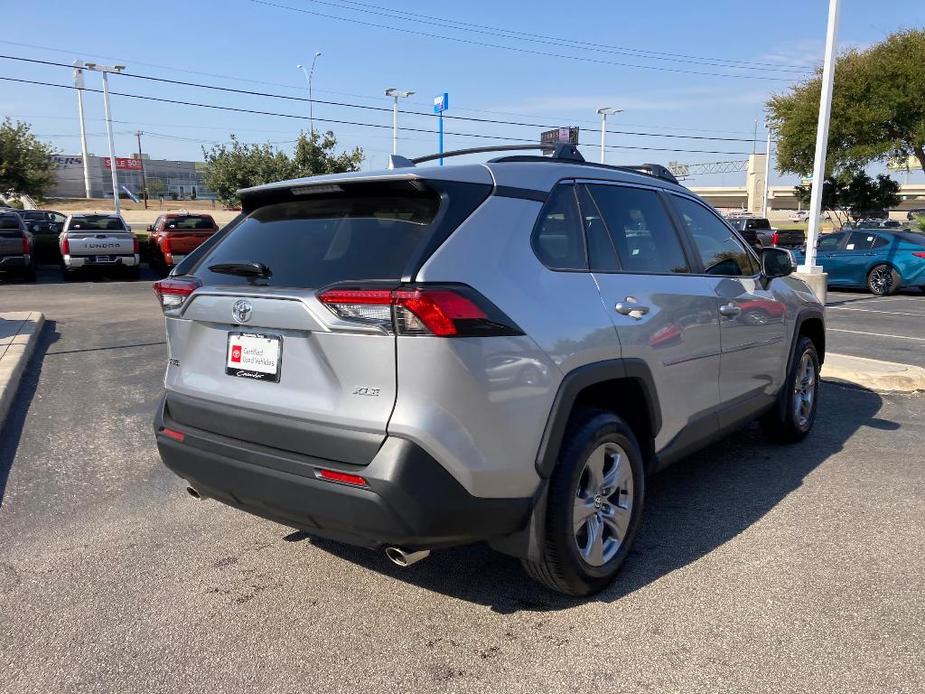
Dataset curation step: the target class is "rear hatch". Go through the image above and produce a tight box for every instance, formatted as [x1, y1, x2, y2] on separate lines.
[160, 176, 491, 464]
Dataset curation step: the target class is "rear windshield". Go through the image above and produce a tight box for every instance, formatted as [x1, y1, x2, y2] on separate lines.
[69, 216, 128, 231]
[0, 215, 22, 230]
[192, 190, 442, 288]
[165, 215, 215, 230]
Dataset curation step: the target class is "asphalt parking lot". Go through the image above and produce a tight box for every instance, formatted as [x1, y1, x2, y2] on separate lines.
[1, 275, 923, 693]
[826, 288, 925, 367]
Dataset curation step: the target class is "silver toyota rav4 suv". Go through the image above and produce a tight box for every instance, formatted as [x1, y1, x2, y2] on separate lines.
[153, 144, 824, 596]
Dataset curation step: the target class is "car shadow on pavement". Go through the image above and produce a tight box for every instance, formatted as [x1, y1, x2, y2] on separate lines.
[308, 383, 895, 614]
[0, 320, 59, 506]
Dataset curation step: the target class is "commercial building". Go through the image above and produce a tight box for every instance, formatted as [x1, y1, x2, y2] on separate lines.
[49, 154, 216, 200]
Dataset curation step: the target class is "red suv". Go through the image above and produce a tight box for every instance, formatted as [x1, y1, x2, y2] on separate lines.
[147, 214, 219, 272]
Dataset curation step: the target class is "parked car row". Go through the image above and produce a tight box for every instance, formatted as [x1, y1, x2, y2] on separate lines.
[0, 209, 219, 283]
[723, 215, 806, 251]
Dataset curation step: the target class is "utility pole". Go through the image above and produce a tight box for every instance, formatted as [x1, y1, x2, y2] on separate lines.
[136, 130, 148, 209]
[297, 52, 322, 135]
[762, 125, 772, 217]
[800, 0, 840, 300]
[83, 62, 125, 215]
[385, 88, 414, 155]
[753, 119, 758, 155]
[72, 61, 92, 199]
[597, 107, 622, 164]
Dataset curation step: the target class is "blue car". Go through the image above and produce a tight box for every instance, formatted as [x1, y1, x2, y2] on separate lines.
[793, 228, 925, 295]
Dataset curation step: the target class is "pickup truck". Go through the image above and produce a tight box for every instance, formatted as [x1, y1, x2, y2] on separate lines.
[0, 212, 35, 282]
[726, 216, 806, 250]
[60, 214, 140, 280]
[147, 213, 219, 273]
[18, 209, 66, 264]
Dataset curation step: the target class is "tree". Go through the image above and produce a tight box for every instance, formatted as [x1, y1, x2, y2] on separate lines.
[146, 177, 166, 199]
[201, 131, 364, 206]
[794, 169, 900, 224]
[0, 118, 58, 198]
[291, 130, 363, 177]
[768, 29, 925, 176]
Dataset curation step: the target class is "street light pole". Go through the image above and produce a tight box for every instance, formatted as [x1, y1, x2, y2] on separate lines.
[597, 107, 622, 164]
[297, 52, 322, 134]
[72, 62, 92, 199]
[385, 88, 414, 155]
[84, 62, 125, 215]
[802, 0, 841, 277]
[762, 125, 772, 217]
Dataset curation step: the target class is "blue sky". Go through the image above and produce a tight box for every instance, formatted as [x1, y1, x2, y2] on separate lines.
[1, 0, 923, 186]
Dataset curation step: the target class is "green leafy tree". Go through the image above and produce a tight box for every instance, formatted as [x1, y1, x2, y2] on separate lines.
[146, 177, 166, 199]
[202, 131, 364, 206]
[794, 170, 900, 224]
[768, 29, 925, 176]
[0, 118, 58, 198]
[291, 130, 364, 177]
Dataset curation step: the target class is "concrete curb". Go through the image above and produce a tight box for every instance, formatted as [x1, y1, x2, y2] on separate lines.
[821, 352, 925, 393]
[0, 312, 45, 432]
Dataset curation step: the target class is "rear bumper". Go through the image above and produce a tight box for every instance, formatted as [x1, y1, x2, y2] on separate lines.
[154, 396, 531, 550]
[0, 254, 31, 269]
[64, 253, 139, 268]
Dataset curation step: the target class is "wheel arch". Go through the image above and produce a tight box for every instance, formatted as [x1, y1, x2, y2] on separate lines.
[534, 359, 661, 479]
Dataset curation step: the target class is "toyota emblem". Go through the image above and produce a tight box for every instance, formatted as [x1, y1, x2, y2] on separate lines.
[232, 299, 253, 324]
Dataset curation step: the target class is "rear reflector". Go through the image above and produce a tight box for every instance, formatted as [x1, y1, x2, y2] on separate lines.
[160, 427, 185, 442]
[152, 276, 202, 313]
[316, 468, 368, 487]
[318, 284, 521, 337]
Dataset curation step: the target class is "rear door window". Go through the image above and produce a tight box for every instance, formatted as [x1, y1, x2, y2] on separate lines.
[192, 187, 443, 288]
[846, 231, 877, 251]
[587, 184, 690, 274]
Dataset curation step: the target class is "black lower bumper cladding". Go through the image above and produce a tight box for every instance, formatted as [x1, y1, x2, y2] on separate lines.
[154, 395, 530, 551]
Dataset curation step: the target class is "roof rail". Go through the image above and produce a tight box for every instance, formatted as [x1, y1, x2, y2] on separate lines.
[388, 143, 584, 169]
[612, 164, 680, 185]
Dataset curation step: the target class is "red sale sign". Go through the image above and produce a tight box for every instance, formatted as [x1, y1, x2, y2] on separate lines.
[103, 157, 143, 171]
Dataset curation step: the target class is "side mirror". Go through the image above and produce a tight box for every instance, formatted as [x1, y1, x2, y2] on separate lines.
[761, 247, 795, 279]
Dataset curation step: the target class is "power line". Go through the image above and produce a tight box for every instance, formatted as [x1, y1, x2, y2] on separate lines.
[0, 74, 756, 156]
[0, 39, 761, 137]
[249, 0, 797, 82]
[302, 0, 811, 73]
[0, 55, 769, 144]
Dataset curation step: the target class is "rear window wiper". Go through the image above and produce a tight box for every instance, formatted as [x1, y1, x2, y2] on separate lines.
[207, 262, 272, 279]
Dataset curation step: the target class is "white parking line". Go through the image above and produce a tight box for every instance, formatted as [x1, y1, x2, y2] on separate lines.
[828, 306, 925, 318]
[827, 328, 925, 342]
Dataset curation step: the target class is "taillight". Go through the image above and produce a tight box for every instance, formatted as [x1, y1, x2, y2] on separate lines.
[21, 235, 31, 254]
[61, 236, 70, 255]
[913, 251, 925, 259]
[162, 236, 171, 255]
[160, 427, 185, 443]
[318, 284, 522, 337]
[152, 276, 202, 314]
[133, 235, 140, 254]
[771, 231, 780, 246]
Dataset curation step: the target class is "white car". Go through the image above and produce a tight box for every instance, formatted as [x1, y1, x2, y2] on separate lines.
[60, 213, 140, 279]
[790, 210, 810, 222]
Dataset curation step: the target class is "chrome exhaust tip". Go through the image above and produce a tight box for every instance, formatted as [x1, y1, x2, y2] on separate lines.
[385, 546, 431, 567]
[186, 485, 204, 500]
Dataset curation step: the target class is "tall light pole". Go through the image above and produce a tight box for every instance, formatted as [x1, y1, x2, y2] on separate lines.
[385, 88, 414, 155]
[297, 51, 322, 135]
[72, 61, 93, 199]
[597, 107, 622, 164]
[802, 0, 840, 288]
[84, 62, 125, 215]
[762, 124, 772, 217]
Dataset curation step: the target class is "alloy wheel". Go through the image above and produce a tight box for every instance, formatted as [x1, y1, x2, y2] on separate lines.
[793, 351, 816, 430]
[573, 443, 634, 567]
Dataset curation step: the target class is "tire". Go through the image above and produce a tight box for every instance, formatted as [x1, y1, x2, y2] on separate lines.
[61, 267, 74, 282]
[866, 264, 900, 296]
[124, 265, 141, 281]
[761, 335, 820, 443]
[21, 266, 36, 283]
[521, 410, 645, 596]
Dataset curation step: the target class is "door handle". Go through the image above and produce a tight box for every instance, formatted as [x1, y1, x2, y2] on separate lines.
[615, 299, 650, 319]
[719, 302, 741, 317]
